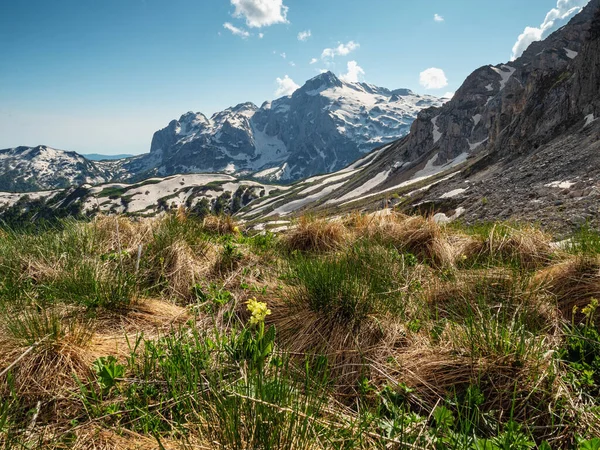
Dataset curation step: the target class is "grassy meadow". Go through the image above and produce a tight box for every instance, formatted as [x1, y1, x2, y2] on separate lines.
[0, 211, 600, 449]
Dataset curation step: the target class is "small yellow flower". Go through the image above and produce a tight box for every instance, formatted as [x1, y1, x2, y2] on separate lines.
[233, 226, 241, 234]
[246, 298, 271, 325]
[582, 298, 599, 319]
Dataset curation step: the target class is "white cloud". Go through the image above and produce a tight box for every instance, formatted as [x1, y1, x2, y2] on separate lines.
[223, 22, 250, 39]
[419, 68, 448, 89]
[511, 0, 590, 60]
[339, 61, 365, 83]
[231, 0, 289, 28]
[297, 30, 311, 41]
[321, 41, 360, 60]
[289, 61, 296, 67]
[309, 58, 318, 64]
[275, 75, 300, 97]
[280, 52, 286, 59]
[434, 14, 444, 22]
[258, 32, 264, 39]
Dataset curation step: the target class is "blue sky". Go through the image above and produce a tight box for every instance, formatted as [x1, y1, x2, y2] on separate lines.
[0, 0, 590, 154]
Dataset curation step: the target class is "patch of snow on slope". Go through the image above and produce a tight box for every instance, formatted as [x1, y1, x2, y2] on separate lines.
[440, 188, 468, 199]
[545, 180, 575, 189]
[413, 152, 468, 180]
[584, 114, 596, 127]
[490, 65, 516, 90]
[469, 138, 488, 151]
[340, 172, 460, 207]
[114, 174, 234, 213]
[472, 114, 482, 127]
[432, 116, 442, 143]
[345, 145, 388, 169]
[485, 84, 494, 92]
[564, 48, 578, 59]
[267, 182, 347, 217]
[329, 169, 391, 204]
[250, 125, 289, 170]
[297, 170, 358, 196]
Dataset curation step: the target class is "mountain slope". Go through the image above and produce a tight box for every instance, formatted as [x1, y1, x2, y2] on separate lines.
[0, 146, 114, 192]
[0, 173, 285, 220]
[241, 0, 600, 231]
[123, 73, 442, 182]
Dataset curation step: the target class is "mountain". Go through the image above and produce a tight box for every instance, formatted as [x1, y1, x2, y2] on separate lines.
[0, 75, 440, 193]
[82, 153, 135, 161]
[0, 146, 114, 192]
[122, 72, 442, 182]
[239, 0, 600, 232]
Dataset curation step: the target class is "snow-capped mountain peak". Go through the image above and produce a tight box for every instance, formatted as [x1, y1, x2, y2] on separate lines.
[122, 73, 443, 182]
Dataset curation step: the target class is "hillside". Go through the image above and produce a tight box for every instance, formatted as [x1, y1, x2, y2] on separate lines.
[0, 174, 285, 225]
[241, 0, 600, 233]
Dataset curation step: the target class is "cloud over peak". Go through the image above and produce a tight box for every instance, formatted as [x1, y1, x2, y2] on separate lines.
[339, 61, 365, 83]
[511, 0, 590, 60]
[231, 0, 289, 28]
[321, 41, 360, 60]
[419, 67, 448, 89]
[275, 75, 300, 97]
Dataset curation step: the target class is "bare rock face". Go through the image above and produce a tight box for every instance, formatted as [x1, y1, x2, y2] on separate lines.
[395, 0, 600, 232]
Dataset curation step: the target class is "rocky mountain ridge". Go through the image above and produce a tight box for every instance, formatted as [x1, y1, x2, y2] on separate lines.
[119, 72, 442, 182]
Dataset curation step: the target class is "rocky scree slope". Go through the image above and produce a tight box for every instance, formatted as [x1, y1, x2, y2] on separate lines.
[120, 72, 442, 183]
[242, 0, 600, 232]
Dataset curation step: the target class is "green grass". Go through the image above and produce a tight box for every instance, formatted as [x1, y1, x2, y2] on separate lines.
[284, 243, 411, 324]
[0, 213, 600, 448]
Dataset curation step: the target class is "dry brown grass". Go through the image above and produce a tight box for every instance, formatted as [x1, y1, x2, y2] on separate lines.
[0, 319, 93, 411]
[366, 214, 455, 267]
[93, 216, 153, 254]
[425, 268, 556, 329]
[533, 256, 600, 322]
[282, 215, 349, 253]
[389, 347, 555, 424]
[267, 297, 410, 394]
[470, 225, 554, 268]
[202, 215, 240, 235]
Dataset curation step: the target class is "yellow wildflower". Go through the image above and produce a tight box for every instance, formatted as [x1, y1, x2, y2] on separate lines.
[582, 298, 599, 319]
[246, 298, 271, 325]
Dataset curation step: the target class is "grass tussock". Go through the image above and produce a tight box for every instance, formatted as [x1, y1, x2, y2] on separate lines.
[533, 256, 600, 322]
[202, 214, 240, 235]
[2, 212, 600, 448]
[282, 215, 349, 252]
[461, 224, 554, 269]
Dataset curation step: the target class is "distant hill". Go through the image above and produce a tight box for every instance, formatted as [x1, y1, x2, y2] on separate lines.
[82, 153, 134, 161]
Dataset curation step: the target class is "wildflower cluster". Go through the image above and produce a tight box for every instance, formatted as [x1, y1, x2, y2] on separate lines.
[246, 298, 271, 325]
